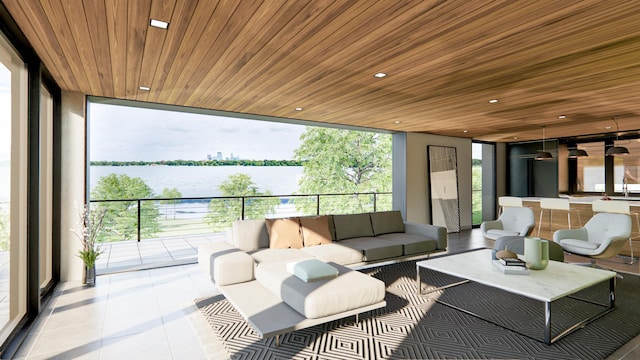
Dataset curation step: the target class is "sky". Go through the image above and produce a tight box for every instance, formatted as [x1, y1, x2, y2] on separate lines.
[0, 63, 10, 162]
[89, 102, 307, 161]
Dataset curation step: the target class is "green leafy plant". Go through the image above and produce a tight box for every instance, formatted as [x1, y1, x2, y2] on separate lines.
[72, 203, 106, 268]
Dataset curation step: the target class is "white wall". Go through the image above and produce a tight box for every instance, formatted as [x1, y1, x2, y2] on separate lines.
[60, 92, 86, 281]
[403, 133, 473, 229]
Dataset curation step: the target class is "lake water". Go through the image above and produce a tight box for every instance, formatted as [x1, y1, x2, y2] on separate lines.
[89, 165, 304, 198]
[0, 164, 304, 203]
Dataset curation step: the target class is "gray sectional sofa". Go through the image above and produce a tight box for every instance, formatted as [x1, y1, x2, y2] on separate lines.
[198, 210, 447, 345]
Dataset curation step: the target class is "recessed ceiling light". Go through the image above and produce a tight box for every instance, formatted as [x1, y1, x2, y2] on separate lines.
[150, 19, 169, 29]
[463, 130, 468, 133]
[394, 121, 401, 124]
[605, 126, 612, 129]
[139, 86, 150, 91]
[295, 107, 303, 111]
[558, 115, 567, 119]
[374, 72, 387, 78]
[513, 136, 518, 140]
[488, 99, 499, 104]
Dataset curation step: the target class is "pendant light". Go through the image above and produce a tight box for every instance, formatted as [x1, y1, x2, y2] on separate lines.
[535, 126, 553, 160]
[568, 148, 589, 158]
[605, 116, 630, 156]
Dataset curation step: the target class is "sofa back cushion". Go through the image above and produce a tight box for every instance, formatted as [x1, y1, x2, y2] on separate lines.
[333, 213, 374, 241]
[370, 210, 405, 236]
[299, 216, 333, 246]
[265, 217, 304, 249]
[232, 219, 270, 251]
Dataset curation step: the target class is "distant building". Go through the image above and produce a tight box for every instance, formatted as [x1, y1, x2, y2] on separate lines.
[217, 152, 222, 161]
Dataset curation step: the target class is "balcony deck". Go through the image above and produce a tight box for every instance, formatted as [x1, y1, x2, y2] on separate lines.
[96, 232, 226, 275]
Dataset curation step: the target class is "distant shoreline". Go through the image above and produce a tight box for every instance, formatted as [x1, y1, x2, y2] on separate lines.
[90, 160, 304, 167]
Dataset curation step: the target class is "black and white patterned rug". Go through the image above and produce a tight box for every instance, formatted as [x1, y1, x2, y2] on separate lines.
[195, 259, 640, 359]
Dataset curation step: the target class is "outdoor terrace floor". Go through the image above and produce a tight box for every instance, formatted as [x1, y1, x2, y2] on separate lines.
[96, 233, 226, 275]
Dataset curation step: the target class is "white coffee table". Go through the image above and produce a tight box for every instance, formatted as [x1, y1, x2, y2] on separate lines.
[416, 249, 616, 344]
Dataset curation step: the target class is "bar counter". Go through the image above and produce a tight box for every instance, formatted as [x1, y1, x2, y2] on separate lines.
[522, 196, 640, 258]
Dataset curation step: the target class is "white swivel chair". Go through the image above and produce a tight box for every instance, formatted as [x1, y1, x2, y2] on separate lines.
[554, 212, 631, 263]
[537, 198, 581, 238]
[481, 207, 535, 240]
[498, 196, 523, 216]
[592, 200, 638, 264]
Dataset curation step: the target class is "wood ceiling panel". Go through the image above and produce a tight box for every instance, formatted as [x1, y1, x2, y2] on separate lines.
[135, 0, 176, 103]
[38, 0, 92, 93]
[3, 0, 640, 142]
[83, 0, 114, 97]
[145, 0, 197, 104]
[105, 0, 129, 98]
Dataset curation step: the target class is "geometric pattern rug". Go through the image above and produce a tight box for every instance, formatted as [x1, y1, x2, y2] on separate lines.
[195, 258, 640, 359]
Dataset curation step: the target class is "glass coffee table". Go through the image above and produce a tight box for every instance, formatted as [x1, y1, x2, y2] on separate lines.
[416, 249, 616, 344]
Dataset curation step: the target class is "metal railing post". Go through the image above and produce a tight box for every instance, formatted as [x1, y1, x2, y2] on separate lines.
[374, 193, 377, 212]
[137, 199, 141, 242]
[316, 195, 320, 215]
[241, 196, 246, 220]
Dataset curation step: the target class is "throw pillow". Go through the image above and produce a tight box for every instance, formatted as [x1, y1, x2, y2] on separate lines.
[286, 259, 339, 282]
[300, 216, 333, 247]
[265, 217, 303, 249]
[370, 210, 405, 236]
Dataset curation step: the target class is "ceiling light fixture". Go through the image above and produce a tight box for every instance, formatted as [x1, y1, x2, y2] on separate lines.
[558, 115, 566, 119]
[568, 148, 588, 158]
[394, 121, 401, 124]
[488, 99, 499, 104]
[535, 126, 553, 160]
[374, 72, 387, 78]
[150, 19, 169, 29]
[463, 130, 468, 133]
[139, 86, 150, 91]
[295, 107, 303, 111]
[605, 116, 630, 156]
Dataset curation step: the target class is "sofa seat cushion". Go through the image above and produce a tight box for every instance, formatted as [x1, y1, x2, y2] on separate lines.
[286, 259, 339, 282]
[255, 261, 385, 319]
[198, 242, 254, 285]
[339, 237, 403, 261]
[485, 228, 521, 240]
[249, 248, 314, 265]
[300, 243, 364, 265]
[377, 233, 437, 255]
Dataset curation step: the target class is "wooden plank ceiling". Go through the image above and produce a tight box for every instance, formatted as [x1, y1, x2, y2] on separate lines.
[3, 0, 640, 142]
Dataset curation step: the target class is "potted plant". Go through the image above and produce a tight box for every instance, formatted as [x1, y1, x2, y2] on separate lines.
[71, 203, 106, 286]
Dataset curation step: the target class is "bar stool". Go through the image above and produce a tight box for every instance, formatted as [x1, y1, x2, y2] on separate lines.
[498, 196, 523, 216]
[592, 200, 638, 264]
[537, 198, 582, 239]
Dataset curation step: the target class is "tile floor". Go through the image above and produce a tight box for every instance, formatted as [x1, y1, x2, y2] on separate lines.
[11, 229, 640, 359]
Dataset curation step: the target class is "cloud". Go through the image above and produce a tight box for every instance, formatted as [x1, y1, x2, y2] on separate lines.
[89, 103, 306, 161]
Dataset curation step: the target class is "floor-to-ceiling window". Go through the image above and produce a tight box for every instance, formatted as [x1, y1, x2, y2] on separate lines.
[0, 32, 28, 344]
[472, 143, 482, 225]
[39, 86, 53, 292]
[612, 140, 640, 195]
[575, 142, 605, 193]
[472, 141, 496, 225]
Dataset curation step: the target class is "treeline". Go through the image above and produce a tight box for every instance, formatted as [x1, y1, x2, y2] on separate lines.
[90, 159, 304, 167]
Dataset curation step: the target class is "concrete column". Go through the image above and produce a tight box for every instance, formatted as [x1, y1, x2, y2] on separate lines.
[59, 92, 86, 281]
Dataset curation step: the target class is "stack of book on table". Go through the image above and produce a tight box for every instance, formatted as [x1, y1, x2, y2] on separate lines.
[492, 257, 530, 275]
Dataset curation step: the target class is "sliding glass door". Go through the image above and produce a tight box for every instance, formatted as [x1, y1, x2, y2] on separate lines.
[0, 33, 28, 344]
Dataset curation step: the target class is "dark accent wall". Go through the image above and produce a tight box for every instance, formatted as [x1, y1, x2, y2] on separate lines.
[508, 141, 558, 197]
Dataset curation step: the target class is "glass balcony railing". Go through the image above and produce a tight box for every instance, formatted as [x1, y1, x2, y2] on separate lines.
[90, 192, 392, 243]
